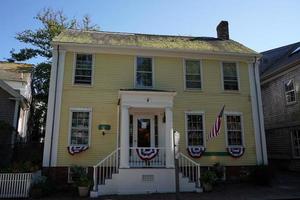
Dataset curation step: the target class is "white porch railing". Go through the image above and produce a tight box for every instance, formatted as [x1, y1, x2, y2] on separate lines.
[0, 173, 32, 198]
[93, 148, 119, 191]
[178, 153, 201, 187]
[129, 147, 166, 168]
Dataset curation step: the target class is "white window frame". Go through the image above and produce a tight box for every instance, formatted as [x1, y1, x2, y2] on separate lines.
[134, 56, 154, 89]
[72, 53, 95, 86]
[185, 111, 206, 147]
[284, 79, 297, 105]
[291, 129, 300, 159]
[68, 107, 92, 147]
[221, 61, 240, 92]
[183, 59, 203, 91]
[224, 111, 244, 147]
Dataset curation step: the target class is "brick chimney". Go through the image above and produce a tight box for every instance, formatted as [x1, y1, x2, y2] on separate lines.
[217, 21, 229, 40]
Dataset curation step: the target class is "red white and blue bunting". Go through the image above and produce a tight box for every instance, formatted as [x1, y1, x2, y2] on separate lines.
[68, 145, 89, 155]
[187, 146, 206, 158]
[136, 148, 159, 161]
[227, 146, 245, 158]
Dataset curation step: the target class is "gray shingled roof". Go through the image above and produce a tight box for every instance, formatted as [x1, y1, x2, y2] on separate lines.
[260, 42, 300, 78]
[53, 29, 259, 56]
[0, 62, 32, 82]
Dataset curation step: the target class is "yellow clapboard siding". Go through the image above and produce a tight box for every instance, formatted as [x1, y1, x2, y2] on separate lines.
[56, 52, 256, 167]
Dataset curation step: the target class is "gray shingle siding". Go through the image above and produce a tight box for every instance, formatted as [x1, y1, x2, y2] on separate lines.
[0, 87, 15, 126]
[261, 65, 300, 130]
[0, 87, 16, 166]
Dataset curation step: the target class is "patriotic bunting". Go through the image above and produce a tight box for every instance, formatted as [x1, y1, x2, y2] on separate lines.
[227, 146, 245, 158]
[68, 145, 89, 155]
[208, 105, 225, 140]
[187, 146, 206, 158]
[136, 148, 159, 161]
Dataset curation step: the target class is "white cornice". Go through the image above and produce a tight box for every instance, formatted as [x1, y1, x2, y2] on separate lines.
[53, 42, 260, 62]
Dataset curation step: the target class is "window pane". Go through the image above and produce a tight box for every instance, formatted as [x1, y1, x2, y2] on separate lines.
[136, 72, 152, 87]
[75, 54, 92, 85]
[186, 60, 200, 74]
[187, 114, 204, 146]
[186, 81, 201, 89]
[227, 115, 242, 146]
[185, 60, 201, 89]
[136, 57, 153, 88]
[223, 62, 238, 90]
[137, 57, 152, 72]
[293, 130, 300, 157]
[71, 111, 90, 145]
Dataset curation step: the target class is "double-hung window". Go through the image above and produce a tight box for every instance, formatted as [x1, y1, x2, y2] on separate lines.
[185, 60, 201, 90]
[70, 109, 91, 146]
[226, 114, 243, 146]
[292, 129, 300, 158]
[74, 54, 93, 85]
[135, 57, 153, 88]
[222, 62, 239, 91]
[186, 113, 204, 146]
[284, 79, 296, 104]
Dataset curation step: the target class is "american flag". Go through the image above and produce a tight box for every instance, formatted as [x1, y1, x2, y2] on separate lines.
[208, 105, 225, 140]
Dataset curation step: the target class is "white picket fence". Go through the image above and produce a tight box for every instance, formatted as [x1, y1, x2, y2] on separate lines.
[0, 173, 33, 198]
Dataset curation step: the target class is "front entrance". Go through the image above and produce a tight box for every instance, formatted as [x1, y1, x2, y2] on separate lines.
[134, 116, 154, 147]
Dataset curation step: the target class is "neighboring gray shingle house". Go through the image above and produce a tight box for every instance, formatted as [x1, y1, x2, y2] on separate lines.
[260, 42, 300, 171]
[0, 61, 32, 166]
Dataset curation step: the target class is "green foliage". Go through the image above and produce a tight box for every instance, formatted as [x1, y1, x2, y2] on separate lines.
[201, 170, 217, 185]
[70, 165, 92, 187]
[212, 162, 225, 180]
[0, 161, 40, 173]
[8, 8, 99, 142]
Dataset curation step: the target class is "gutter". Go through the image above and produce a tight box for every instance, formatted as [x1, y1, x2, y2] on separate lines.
[49, 45, 60, 167]
[253, 57, 266, 165]
[52, 41, 262, 59]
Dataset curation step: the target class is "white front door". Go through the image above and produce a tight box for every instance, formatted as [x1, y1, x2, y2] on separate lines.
[133, 115, 155, 147]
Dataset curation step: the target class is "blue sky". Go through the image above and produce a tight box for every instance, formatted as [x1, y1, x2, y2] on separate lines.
[1, 0, 299, 64]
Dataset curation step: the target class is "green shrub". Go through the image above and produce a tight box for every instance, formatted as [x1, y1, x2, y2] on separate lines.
[70, 165, 92, 187]
[201, 170, 217, 185]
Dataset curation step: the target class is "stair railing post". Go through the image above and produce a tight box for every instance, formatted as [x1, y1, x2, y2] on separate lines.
[93, 166, 97, 191]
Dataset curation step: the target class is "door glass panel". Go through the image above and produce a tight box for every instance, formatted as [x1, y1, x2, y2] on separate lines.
[137, 118, 151, 147]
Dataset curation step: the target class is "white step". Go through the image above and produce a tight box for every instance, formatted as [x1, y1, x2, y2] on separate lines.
[93, 168, 202, 196]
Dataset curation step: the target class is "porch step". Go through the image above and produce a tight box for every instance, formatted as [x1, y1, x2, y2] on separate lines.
[95, 168, 201, 196]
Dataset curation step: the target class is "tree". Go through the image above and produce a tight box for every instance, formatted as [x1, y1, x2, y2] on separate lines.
[10, 8, 99, 142]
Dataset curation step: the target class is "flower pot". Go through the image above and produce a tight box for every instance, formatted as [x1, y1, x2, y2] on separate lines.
[78, 186, 89, 197]
[203, 183, 213, 192]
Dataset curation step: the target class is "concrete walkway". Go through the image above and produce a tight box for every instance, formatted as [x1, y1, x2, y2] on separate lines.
[41, 171, 300, 200]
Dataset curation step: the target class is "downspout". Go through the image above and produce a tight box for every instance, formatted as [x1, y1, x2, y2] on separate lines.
[253, 57, 266, 165]
[49, 45, 60, 167]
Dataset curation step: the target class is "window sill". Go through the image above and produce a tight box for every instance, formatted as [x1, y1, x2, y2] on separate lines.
[227, 145, 244, 148]
[222, 90, 241, 95]
[72, 83, 93, 88]
[286, 101, 297, 106]
[184, 89, 203, 93]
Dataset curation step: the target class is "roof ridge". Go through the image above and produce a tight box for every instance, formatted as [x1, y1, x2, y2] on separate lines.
[65, 28, 217, 39]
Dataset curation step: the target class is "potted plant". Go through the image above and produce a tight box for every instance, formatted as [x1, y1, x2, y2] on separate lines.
[70, 166, 92, 197]
[201, 170, 217, 192]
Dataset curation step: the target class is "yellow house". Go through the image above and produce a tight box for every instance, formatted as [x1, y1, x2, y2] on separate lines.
[43, 21, 267, 196]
